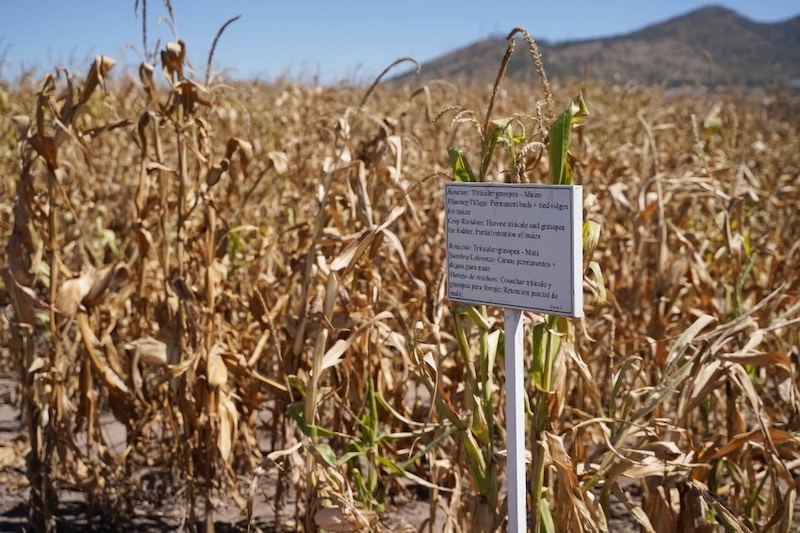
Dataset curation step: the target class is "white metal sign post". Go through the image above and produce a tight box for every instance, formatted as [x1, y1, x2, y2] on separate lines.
[504, 307, 525, 531]
[444, 182, 583, 532]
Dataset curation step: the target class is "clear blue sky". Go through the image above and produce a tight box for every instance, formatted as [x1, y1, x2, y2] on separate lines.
[1, 1, 798, 83]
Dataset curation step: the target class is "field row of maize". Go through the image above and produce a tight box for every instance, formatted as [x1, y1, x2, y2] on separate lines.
[0, 26, 799, 532]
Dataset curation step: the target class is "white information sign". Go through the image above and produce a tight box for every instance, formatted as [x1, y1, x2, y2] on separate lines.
[445, 182, 583, 318]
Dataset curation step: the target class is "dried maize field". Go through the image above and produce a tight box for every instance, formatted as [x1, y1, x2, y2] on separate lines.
[0, 34, 799, 533]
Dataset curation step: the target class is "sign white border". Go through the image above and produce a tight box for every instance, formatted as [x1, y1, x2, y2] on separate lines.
[445, 182, 583, 318]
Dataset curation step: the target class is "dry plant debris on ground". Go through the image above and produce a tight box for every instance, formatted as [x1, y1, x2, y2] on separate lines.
[0, 34, 799, 533]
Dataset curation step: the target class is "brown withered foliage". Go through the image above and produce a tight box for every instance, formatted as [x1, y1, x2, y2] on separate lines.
[0, 25, 799, 533]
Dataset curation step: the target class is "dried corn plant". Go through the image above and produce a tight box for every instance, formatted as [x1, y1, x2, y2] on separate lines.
[0, 11, 799, 533]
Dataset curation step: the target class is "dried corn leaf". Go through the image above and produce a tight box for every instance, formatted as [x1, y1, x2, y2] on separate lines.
[81, 55, 116, 103]
[350, 160, 373, 226]
[12, 115, 31, 141]
[320, 311, 393, 372]
[206, 165, 224, 187]
[28, 357, 46, 374]
[83, 263, 123, 307]
[330, 228, 374, 275]
[126, 336, 169, 367]
[710, 427, 800, 461]
[2, 269, 45, 325]
[621, 456, 670, 480]
[682, 359, 725, 416]
[224, 137, 253, 173]
[78, 313, 131, 396]
[663, 314, 716, 372]
[266, 150, 289, 175]
[611, 483, 657, 533]
[719, 351, 791, 368]
[544, 431, 600, 531]
[208, 346, 229, 388]
[55, 270, 96, 316]
[161, 40, 185, 80]
[218, 394, 239, 461]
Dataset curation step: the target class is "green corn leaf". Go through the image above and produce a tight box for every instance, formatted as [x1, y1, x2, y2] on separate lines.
[462, 304, 491, 331]
[375, 455, 452, 492]
[347, 441, 366, 455]
[480, 119, 506, 181]
[454, 309, 479, 390]
[314, 442, 339, 468]
[360, 415, 376, 448]
[540, 497, 556, 533]
[530, 321, 547, 391]
[743, 229, 752, 257]
[318, 443, 362, 468]
[287, 402, 345, 439]
[548, 93, 588, 185]
[484, 328, 500, 393]
[361, 377, 379, 447]
[470, 393, 491, 445]
[448, 147, 476, 182]
[369, 459, 378, 494]
[374, 454, 404, 476]
[287, 375, 307, 397]
[531, 316, 568, 392]
[741, 248, 757, 288]
[375, 392, 431, 427]
[464, 429, 490, 495]
[352, 468, 368, 503]
[337, 451, 364, 468]
[400, 426, 458, 470]
[96, 217, 122, 259]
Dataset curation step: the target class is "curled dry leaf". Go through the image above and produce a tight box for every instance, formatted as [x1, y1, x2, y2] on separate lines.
[208, 345, 229, 388]
[319, 311, 394, 373]
[719, 351, 791, 368]
[161, 40, 186, 81]
[138, 62, 157, 103]
[2, 269, 46, 325]
[145, 161, 175, 173]
[12, 115, 31, 142]
[176, 79, 212, 109]
[266, 150, 289, 175]
[329, 228, 374, 274]
[56, 264, 124, 315]
[27, 357, 46, 374]
[206, 166, 224, 187]
[55, 270, 96, 316]
[224, 137, 253, 173]
[217, 394, 239, 461]
[710, 427, 800, 461]
[330, 205, 406, 276]
[126, 336, 169, 367]
[83, 262, 125, 307]
[544, 431, 601, 531]
[81, 55, 117, 104]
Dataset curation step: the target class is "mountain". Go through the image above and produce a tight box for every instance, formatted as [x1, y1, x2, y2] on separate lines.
[404, 6, 800, 87]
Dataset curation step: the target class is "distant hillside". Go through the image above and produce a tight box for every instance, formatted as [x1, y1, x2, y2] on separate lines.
[404, 6, 800, 87]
